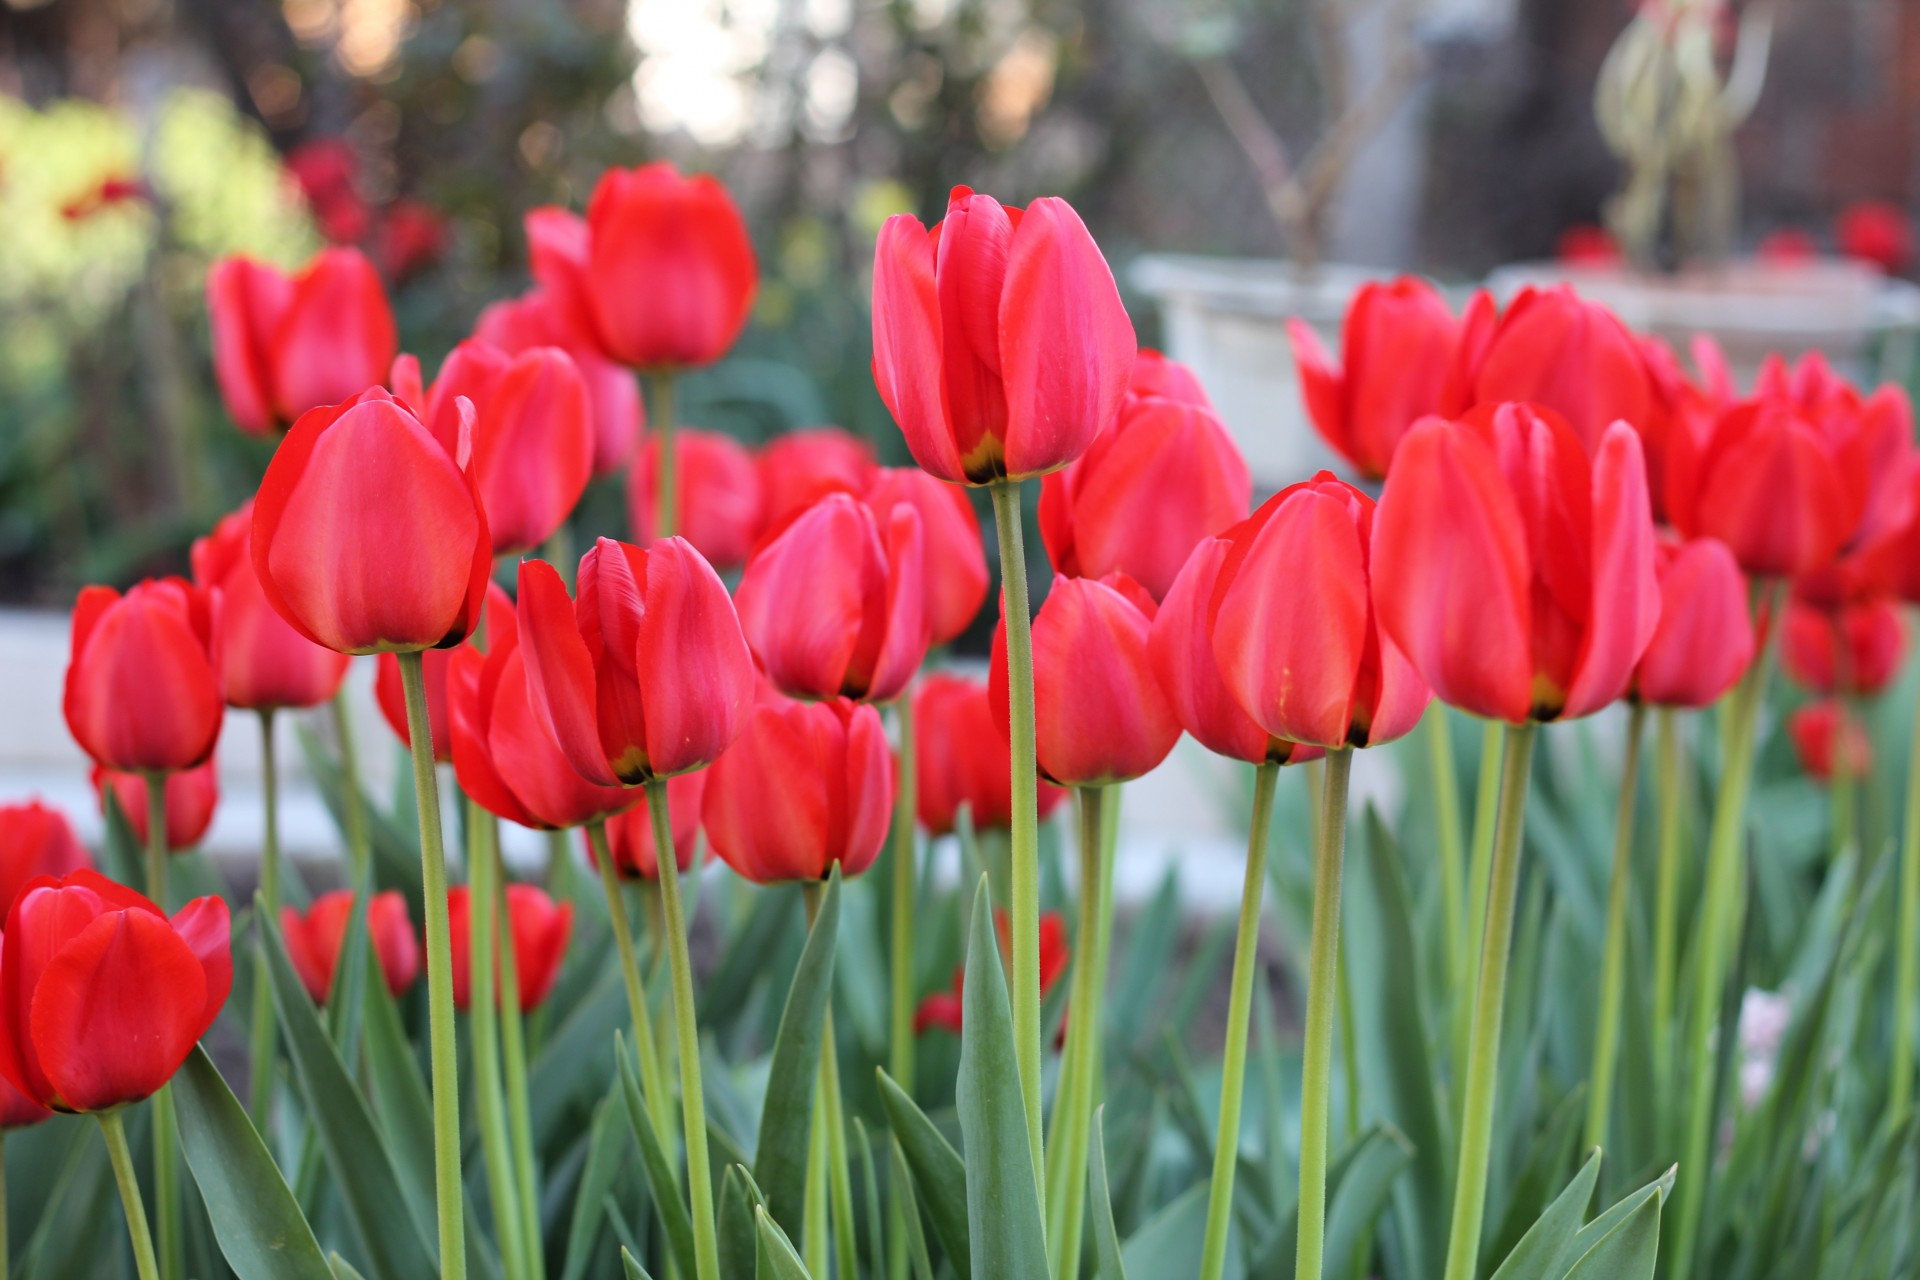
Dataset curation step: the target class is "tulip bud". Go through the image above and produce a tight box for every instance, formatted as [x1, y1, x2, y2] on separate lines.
[282, 890, 420, 1004]
[757, 428, 878, 541]
[628, 428, 764, 571]
[590, 772, 707, 879]
[93, 762, 219, 854]
[475, 288, 644, 477]
[192, 502, 351, 711]
[64, 578, 224, 775]
[912, 674, 1068, 836]
[0, 802, 91, 923]
[865, 468, 989, 645]
[1632, 537, 1755, 708]
[1782, 594, 1906, 697]
[1128, 349, 1211, 406]
[1789, 700, 1874, 784]
[449, 884, 573, 1012]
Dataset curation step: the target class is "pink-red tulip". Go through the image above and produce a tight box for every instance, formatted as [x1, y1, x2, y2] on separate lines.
[282, 890, 419, 1004]
[1128, 349, 1210, 405]
[757, 428, 878, 541]
[518, 537, 756, 786]
[1039, 392, 1251, 602]
[735, 493, 929, 702]
[590, 772, 706, 879]
[1288, 276, 1459, 479]
[93, 762, 218, 853]
[703, 693, 894, 884]
[192, 501, 351, 711]
[628, 428, 764, 571]
[449, 884, 573, 1012]
[253, 387, 493, 655]
[912, 674, 1068, 835]
[1372, 403, 1661, 723]
[0, 870, 230, 1112]
[872, 186, 1136, 485]
[864, 468, 988, 645]
[1790, 700, 1874, 783]
[65, 579, 223, 774]
[207, 248, 397, 434]
[1632, 536, 1755, 708]
[1837, 200, 1913, 275]
[0, 1078, 49, 1131]
[990, 574, 1181, 786]
[476, 288, 644, 476]
[0, 802, 91, 921]
[1782, 594, 1906, 697]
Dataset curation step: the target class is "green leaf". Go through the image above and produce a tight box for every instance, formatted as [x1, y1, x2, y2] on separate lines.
[356, 939, 436, 1231]
[616, 1034, 697, 1280]
[621, 1246, 657, 1280]
[1561, 1185, 1661, 1280]
[1489, 1148, 1603, 1280]
[889, 1135, 937, 1280]
[1570, 1168, 1674, 1257]
[1088, 1108, 1130, 1280]
[955, 876, 1049, 1280]
[1119, 1183, 1213, 1277]
[298, 725, 423, 917]
[530, 966, 627, 1136]
[855, 1117, 886, 1280]
[755, 1205, 815, 1280]
[1254, 1123, 1414, 1277]
[330, 1255, 371, 1280]
[719, 1163, 772, 1280]
[876, 1069, 970, 1274]
[753, 867, 841, 1228]
[1485, 1088, 1590, 1274]
[561, 1085, 630, 1280]
[18, 1116, 115, 1280]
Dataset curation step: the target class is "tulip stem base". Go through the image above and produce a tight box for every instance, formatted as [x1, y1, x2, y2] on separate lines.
[1893, 671, 1920, 1128]
[1586, 703, 1647, 1151]
[1452, 721, 1505, 1123]
[1294, 748, 1355, 1280]
[397, 651, 468, 1280]
[587, 823, 675, 1164]
[648, 373, 679, 540]
[143, 778, 183, 1280]
[468, 806, 527, 1280]
[100, 1111, 162, 1280]
[251, 712, 282, 1125]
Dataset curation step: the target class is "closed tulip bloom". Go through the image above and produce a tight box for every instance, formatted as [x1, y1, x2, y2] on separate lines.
[0, 802, 91, 921]
[518, 537, 756, 786]
[591, 772, 707, 879]
[1039, 393, 1252, 602]
[1373, 404, 1662, 723]
[1288, 276, 1459, 479]
[191, 502, 351, 711]
[65, 578, 223, 774]
[991, 574, 1181, 786]
[0, 870, 230, 1112]
[476, 289, 644, 477]
[735, 493, 930, 702]
[628, 428, 764, 571]
[1128, 349, 1210, 405]
[448, 884, 573, 1012]
[757, 428, 878, 540]
[872, 186, 1136, 484]
[282, 890, 420, 1004]
[253, 387, 493, 656]
[1633, 537, 1755, 708]
[1789, 700, 1874, 783]
[912, 674, 1068, 835]
[864, 468, 989, 644]
[704, 693, 894, 884]
[207, 248, 397, 434]
[93, 762, 218, 853]
[1782, 595, 1906, 697]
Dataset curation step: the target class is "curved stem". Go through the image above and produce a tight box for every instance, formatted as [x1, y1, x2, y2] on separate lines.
[648, 779, 721, 1280]
[1452, 722, 1505, 1121]
[99, 1111, 162, 1280]
[250, 712, 282, 1124]
[494, 836, 545, 1280]
[1893, 670, 1920, 1128]
[1050, 785, 1111, 1278]
[1198, 762, 1280, 1280]
[648, 373, 679, 540]
[1586, 703, 1647, 1150]
[1294, 748, 1355, 1280]
[397, 650, 468, 1280]
[467, 806, 527, 1280]
[1651, 709, 1684, 1110]
[1441, 722, 1537, 1280]
[586, 823, 674, 1161]
[1428, 711, 1469, 1005]
[143, 775, 182, 1280]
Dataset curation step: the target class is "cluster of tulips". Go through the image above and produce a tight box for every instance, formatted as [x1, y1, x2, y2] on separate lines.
[9, 155, 1919, 1280]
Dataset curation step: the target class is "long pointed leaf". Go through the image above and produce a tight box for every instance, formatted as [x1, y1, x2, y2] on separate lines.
[877, 1070, 970, 1274]
[616, 1034, 697, 1280]
[1562, 1188, 1661, 1280]
[755, 1205, 814, 1279]
[754, 869, 842, 1230]
[1489, 1148, 1602, 1280]
[1088, 1108, 1130, 1280]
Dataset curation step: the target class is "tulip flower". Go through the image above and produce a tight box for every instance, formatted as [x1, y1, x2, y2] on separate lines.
[912, 674, 1069, 835]
[1128, 349, 1210, 405]
[757, 427, 878, 540]
[990, 574, 1181, 786]
[0, 1078, 49, 1132]
[65, 578, 223, 775]
[865, 468, 989, 645]
[1287, 276, 1459, 479]
[93, 763, 218, 854]
[590, 772, 706, 879]
[735, 493, 931, 703]
[0, 801, 91, 921]
[253, 386, 493, 656]
[207, 248, 397, 434]
[628, 428, 764, 571]
[703, 693, 894, 884]
[1837, 200, 1913, 275]
[1632, 537, 1756, 708]
[448, 884, 573, 1012]
[1790, 699, 1874, 783]
[0, 870, 230, 1112]
[518, 537, 756, 786]
[191, 502, 351, 711]
[1555, 224, 1622, 265]
[476, 289, 644, 477]
[1782, 594, 1906, 696]
[871, 186, 1136, 484]
[282, 890, 420, 1004]
[914, 911, 1068, 1036]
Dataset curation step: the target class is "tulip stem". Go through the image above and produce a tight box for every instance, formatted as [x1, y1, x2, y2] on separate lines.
[545, 828, 574, 904]
[142, 775, 183, 1280]
[1441, 722, 1537, 1280]
[1047, 785, 1112, 1278]
[495, 837, 546, 1280]
[1427, 710, 1469, 1013]
[1650, 709, 1684, 1114]
[1585, 703, 1647, 1152]
[1293, 748, 1356, 1280]
[888, 696, 917, 1280]
[648, 373, 679, 540]
[99, 1111, 162, 1280]
[1451, 721, 1505, 1121]
[396, 651, 468, 1280]
[648, 779, 722, 1280]
[1893, 669, 1920, 1129]
[251, 711, 282, 1125]
[586, 824, 676, 1168]
[468, 805, 527, 1280]
[989, 477, 1046, 1195]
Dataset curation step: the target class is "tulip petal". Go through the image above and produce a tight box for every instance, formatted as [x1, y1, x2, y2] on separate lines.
[1563, 424, 1662, 717]
[637, 539, 756, 777]
[170, 896, 233, 1041]
[516, 559, 622, 787]
[872, 216, 967, 482]
[1287, 318, 1352, 468]
[1150, 540, 1270, 764]
[859, 504, 931, 703]
[271, 248, 397, 423]
[207, 258, 292, 435]
[449, 642, 543, 829]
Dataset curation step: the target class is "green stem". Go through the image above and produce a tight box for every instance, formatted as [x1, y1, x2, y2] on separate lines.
[1198, 762, 1280, 1280]
[143, 775, 182, 1280]
[1428, 710, 1469, 1007]
[587, 824, 675, 1166]
[1894, 670, 1920, 1128]
[397, 650, 469, 1280]
[545, 828, 574, 903]
[1452, 721, 1505, 1121]
[99, 1111, 162, 1280]
[1335, 936, 1361, 1145]
[649, 779, 721, 1280]
[494, 838, 545, 1280]
[1050, 785, 1111, 1279]
[1441, 722, 1537, 1280]
[1585, 703, 1647, 1150]
[989, 478, 1046, 1193]
[648, 372, 679, 540]
[467, 806, 527, 1280]
[800, 876, 856, 1280]
[889, 695, 918, 1095]
[1293, 749, 1355, 1280]
[1651, 708, 1684, 1110]
[331, 694, 372, 893]
[251, 712, 282, 1124]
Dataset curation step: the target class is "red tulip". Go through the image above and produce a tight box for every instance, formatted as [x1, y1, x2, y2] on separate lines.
[0, 870, 230, 1112]
[1782, 594, 1906, 696]
[448, 884, 573, 1012]
[93, 762, 218, 853]
[0, 1078, 50, 1131]
[864, 468, 988, 645]
[517, 537, 756, 786]
[589, 773, 706, 879]
[1632, 537, 1755, 708]
[1789, 700, 1873, 783]
[735, 493, 929, 702]
[915, 910, 1067, 1036]
[757, 428, 878, 541]
[1288, 276, 1460, 479]
[990, 574, 1181, 786]
[281, 890, 420, 1004]
[628, 428, 764, 571]
[476, 288, 644, 477]
[1372, 403, 1662, 723]
[65, 579, 223, 774]
[253, 387, 493, 655]
[0, 802, 90, 922]
[703, 693, 894, 884]
[871, 186, 1136, 484]
[285, 140, 369, 244]
[376, 199, 449, 281]
[1837, 200, 1913, 275]
[1128, 349, 1210, 405]
[1039, 392, 1251, 602]
[375, 650, 451, 762]
[1758, 228, 1820, 266]
[191, 502, 351, 711]
[1555, 224, 1622, 266]
[207, 248, 397, 434]
[912, 674, 1068, 836]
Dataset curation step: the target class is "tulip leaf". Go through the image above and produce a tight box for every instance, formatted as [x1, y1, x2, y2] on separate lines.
[890, 1135, 937, 1280]
[876, 1068, 970, 1275]
[356, 939, 437, 1226]
[1486, 1088, 1590, 1274]
[17, 1116, 115, 1280]
[1570, 1168, 1674, 1258]
[955, 875, 1049, 1280]
[561, 1082, 630, 1280]
[1488, 1148, 1603, 1280]
[1119, 1182, 1210, 1275]
[530, 964, 627, 1135]
[753, 867, 841, 1229]
[330, 1256, 370, 1280]
[719, 1162, 771, 1280]
[1251, 1122, 1412, 1277]
[621, 1246, 657, 1280]
[616, 1034, 698, 1280]
[754, 1205, 814, 1280]
[1561, 1185, 1661, 1280]
[1088, 1108, 1130, 1280]
[298, 725, 423, 916]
